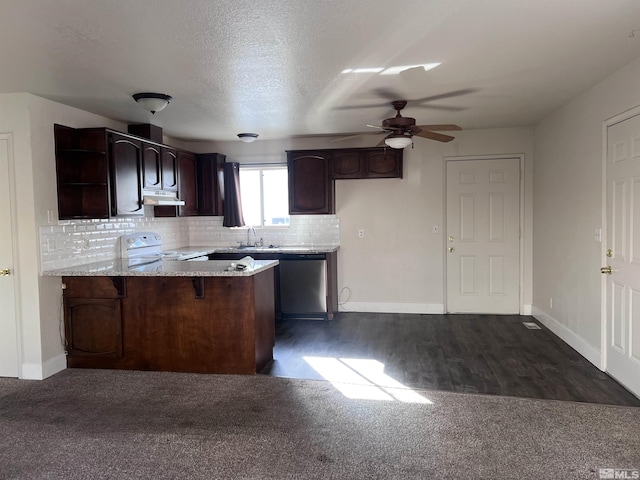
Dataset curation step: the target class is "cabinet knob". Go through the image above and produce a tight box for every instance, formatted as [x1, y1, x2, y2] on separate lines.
[0, 268, 11, 276]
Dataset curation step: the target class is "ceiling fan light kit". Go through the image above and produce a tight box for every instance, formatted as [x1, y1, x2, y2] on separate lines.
[385, 134, 412, 149]
[237, 133, 259, 143]
[132, 93, 172, 114]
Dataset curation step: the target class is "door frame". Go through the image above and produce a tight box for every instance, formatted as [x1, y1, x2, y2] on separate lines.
[443, 154, 525, 314]
[600, 104, 640, 372]
[0, 132, 23, 377]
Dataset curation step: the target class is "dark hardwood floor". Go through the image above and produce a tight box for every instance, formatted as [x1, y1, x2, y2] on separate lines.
[261, 312, 640, 406]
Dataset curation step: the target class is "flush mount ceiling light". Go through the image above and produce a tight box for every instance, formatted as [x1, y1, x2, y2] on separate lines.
[132, 93, 172, 114]
[385, 134, 412, 149]
[237, 133, 259, 143]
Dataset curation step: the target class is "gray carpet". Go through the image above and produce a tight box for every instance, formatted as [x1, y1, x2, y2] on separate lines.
[0, 369, 638, 479]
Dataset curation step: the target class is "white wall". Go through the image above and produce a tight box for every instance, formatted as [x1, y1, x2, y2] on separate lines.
[533, 56, 640, 367]
[191, 128, 534, 314]
[0, 93, 132, 378]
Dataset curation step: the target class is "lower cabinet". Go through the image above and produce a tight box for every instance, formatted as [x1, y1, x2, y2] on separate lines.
[64, 298, 123, 358]
[62, 272, 275, 374]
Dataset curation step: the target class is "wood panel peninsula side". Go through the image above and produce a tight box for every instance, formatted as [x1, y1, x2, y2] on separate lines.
[59, 263, 276, 375]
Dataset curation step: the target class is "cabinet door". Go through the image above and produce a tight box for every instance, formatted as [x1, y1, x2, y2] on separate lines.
[177, 151, 198, 216]
[332, 150, 365, 179]
[110, 134, 144, 216]
[366, 149, 403, 178]
[197, 153, 225, 216]
[141, 143, 162, 190]
[161, 147, 178, 192]
[287, 152, 334, 214]
[64, 298, 123, 358]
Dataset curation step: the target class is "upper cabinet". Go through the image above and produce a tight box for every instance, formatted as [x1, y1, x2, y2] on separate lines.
[55, 125, 225, 220]
[142, 142, 178, 193]
[55, 125, 110, 219]
[197, 153, 226, 216]
[287, 151, 334, 214]
[332, 148, 403, 179]
[141, 142, 162, 191]
[177, 151, 199, 216]
[161, 147, 178, 192]
[109, 133, 144, 217]
[55, 126, 145, 219]
[286, 147, 403, 215]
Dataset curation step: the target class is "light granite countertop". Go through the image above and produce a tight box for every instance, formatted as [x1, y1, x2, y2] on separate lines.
[205, 245, 339, 254]
[42, 259, 279, 277]
[41, 244, 338, 277]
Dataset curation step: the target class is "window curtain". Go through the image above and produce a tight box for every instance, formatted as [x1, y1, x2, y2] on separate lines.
[223, 162, 245, 227]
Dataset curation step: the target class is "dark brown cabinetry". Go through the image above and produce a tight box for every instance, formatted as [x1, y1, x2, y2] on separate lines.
[55, 125, 145, 219]
[177, 151, 199, 216]
[197, 153, 226, 216]
[54, 125, 110, 219]
[332, 150, 366, 179]
[287, 151, 334, 214]
[142, 142, 179, 193]
[161, 147, 178, 192]
[332, 148, 403, 179]
[286, 147, 402, 215]
[109, 133, 144, 217]
[63, 276, 124, 359]
[141, 142, 162, 190]
[55, 125, 223, 220]
[62, 272, 276, 375]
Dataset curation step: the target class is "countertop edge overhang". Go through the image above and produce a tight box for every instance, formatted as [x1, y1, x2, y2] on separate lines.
[42, 259, 279, 277]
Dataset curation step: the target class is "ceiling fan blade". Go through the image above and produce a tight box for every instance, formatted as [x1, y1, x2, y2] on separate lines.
[334, 104, 389, 110]
[412, 104, 467, 112]
[412, 88, 477, 104]
[414, 124, 462, 131]
[414, 130, 456, 142]
[371, 87, 404, 100]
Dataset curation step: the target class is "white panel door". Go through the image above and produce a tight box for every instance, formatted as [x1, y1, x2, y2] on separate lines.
[0, 134, 19, 377]
[605, 114, 640, 397]
[446, 159, 520, 313]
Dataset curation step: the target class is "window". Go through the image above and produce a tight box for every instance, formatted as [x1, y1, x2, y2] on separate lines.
[239, 165, 290, 227]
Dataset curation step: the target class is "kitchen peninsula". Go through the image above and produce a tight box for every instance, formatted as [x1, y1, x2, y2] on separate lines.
[44, 259, 278, 375]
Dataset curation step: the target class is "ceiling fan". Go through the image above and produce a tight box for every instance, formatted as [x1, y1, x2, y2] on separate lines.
[334, 100, 462, 149]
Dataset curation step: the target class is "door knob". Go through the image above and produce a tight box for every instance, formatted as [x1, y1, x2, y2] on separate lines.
[601, 266, 612, 275]
[0, 268, 11, 276]
[448, 236, 455, 242]
[448, 247, 455, 253]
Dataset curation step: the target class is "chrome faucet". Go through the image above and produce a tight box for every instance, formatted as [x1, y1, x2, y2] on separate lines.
[247, 226, 257, 247]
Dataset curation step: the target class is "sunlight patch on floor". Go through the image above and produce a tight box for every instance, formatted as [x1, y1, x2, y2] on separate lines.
[303, 356, 432, 404]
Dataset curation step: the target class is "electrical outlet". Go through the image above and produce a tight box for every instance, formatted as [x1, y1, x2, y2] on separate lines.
[358, 229, 365, 238]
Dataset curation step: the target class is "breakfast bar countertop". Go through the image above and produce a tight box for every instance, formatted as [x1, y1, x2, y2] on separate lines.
[42, 259, 279, 277]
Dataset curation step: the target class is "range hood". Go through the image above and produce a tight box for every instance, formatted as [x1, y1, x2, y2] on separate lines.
[142, 190, 185, 206]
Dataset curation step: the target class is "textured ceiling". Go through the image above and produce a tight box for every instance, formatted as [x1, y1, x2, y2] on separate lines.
[2, 0, 640, 141]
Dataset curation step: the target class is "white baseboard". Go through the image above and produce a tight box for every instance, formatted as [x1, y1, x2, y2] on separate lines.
[523, 304, 532, 315]
[20, 353, 66, 380]
[532, 306, 603, 369]
[340, 302, 445, 314]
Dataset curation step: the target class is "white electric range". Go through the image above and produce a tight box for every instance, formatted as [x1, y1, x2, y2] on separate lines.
[120, 232, 211, 269]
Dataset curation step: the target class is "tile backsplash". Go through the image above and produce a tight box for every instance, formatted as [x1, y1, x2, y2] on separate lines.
[39, 208, 340, 271]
